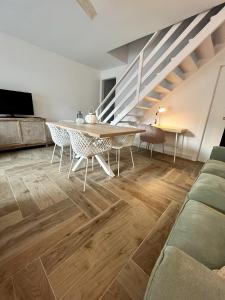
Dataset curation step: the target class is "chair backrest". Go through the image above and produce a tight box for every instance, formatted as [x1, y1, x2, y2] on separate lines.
[67, 129, 111, 158]
[46, 123, 70, 147]
[113, 124, 136, 146]
[140, 125, 165, 144]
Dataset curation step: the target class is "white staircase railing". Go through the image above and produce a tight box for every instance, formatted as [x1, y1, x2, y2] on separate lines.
[96, 4, 225, 125]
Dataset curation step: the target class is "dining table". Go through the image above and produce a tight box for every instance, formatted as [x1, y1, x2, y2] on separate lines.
[51, 121, 145, 177]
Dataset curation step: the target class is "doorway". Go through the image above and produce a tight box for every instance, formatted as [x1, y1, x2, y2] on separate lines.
[101, 78, 116, 123]
[220, 129, 225, 146]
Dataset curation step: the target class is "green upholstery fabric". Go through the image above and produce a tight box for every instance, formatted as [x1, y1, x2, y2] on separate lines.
[167, 200, 225, 269]
[144, 246, 225, 300]
[210, 146, 225, 163]
[188, 173, 225, 213]
[201, 159, 225, 179]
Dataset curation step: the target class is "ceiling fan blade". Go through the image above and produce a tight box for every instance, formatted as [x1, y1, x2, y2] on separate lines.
[76, 0, 97, 20]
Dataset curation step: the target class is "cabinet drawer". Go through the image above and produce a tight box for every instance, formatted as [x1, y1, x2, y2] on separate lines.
[0, 121, 21, 145]
[20, 121, 46, 144]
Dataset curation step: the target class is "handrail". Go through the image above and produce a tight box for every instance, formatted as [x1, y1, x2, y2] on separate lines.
[111, 7, 225, 125]
[143, 22, 181, 67]
[97, 25, 180, 120]
[104, 83, 137, 123]
[141, 11, 208, 84]
[98, 22, 182, 119]
[96, 32, 158, 115]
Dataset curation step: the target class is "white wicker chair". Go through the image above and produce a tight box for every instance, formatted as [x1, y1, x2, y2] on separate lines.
[67, 129, 112, 191]
[112, 126, 135, 176]
[46, 123, 71, 172]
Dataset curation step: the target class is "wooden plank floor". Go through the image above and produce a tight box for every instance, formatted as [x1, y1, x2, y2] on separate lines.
[0, 146, 202, 300]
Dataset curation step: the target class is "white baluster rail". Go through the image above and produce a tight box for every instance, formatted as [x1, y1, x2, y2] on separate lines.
[96, 4, 225, 125]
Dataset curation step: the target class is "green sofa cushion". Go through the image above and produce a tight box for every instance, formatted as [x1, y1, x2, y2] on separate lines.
[188, 173, 225, 213]
[167, 200, 225, 269]
[210, 146, 225, 163]
[201, 159, 225, 179]
[144, 246, 225, 300]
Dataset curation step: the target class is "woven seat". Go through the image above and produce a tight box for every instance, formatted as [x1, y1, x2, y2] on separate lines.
[46, 122, 71, 172]
[67, 129, 112, 191]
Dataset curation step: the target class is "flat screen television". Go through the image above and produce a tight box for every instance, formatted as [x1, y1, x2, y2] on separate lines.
[0, 89, 34, 116]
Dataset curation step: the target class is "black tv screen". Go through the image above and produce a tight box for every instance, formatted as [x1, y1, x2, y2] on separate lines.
[0, 89, 34, 116]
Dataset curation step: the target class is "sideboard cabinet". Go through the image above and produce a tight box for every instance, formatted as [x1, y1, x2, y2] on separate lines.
[0, 117, 51, 151]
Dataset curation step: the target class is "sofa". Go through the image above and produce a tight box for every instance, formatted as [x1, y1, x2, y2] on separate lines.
[144, 146, 225, 300]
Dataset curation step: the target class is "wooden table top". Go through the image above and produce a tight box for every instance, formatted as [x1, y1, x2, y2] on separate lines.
[153, 124, 187, 134]
[50, 122, 145, 138]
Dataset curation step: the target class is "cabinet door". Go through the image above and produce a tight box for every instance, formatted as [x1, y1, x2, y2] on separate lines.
[0, 121, 22, 145]
[20, 121, 46, 144]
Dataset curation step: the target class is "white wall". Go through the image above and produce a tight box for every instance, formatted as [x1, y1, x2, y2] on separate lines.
[0, 32, 100, 121]
[127, 36, 150, 63]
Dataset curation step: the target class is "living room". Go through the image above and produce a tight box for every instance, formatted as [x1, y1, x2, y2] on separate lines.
[0, 1, 225, 299]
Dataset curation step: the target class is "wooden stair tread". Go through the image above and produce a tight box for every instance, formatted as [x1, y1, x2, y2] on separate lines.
[195, 35, 215, 59]
[214, 42, 225, 53]
[143, 96, 160, 102]
[154, 84, 171, 94]
[179, 54, 198, 73]
[136, 106, 151, 110]
[166, 70, 184, 85]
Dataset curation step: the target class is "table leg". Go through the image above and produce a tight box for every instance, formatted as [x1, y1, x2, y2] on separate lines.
[72, 157, 85, 172]
[174, 133, 178, 163]
[95, 154, 115, 177]
[181, 134, 185, 157]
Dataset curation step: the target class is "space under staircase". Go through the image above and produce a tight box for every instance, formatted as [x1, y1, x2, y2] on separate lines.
[96, 3, 225, 126]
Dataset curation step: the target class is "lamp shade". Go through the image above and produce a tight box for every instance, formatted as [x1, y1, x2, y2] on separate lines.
[158, 106, 166, 113]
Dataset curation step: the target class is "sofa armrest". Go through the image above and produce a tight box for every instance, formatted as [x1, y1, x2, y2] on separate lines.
[144, 246, 225, 300]
[210, 146, 225, 162]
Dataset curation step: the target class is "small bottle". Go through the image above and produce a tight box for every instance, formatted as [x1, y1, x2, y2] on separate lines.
[76, 111, 84, 124]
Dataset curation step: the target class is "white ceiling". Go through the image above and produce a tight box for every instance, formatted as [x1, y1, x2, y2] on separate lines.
[0, 0, 224, 70]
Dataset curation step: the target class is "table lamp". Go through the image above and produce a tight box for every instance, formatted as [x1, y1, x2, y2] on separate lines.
[155, 106, 166, 125]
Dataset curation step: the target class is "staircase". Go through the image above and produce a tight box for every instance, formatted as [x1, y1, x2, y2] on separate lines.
[96, 4, 225, 126]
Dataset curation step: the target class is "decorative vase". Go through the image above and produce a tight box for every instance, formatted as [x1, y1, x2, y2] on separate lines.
[76, 111, 84, 124]
[85, 112, 98, 124]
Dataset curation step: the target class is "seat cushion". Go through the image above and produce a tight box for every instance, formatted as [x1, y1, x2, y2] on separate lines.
[188, 173, 225, 213]
[144, 246, 225, 300]
[167, 200, 225, 269]
[201, 159, 225, 179]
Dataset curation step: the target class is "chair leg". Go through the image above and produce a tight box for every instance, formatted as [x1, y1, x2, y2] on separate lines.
[83, 158, 89, 192]
[51, 144, 56, 164]
[150, 144, 154, 159]
[69, 145, 72, 161]
[92, 156, 94, 171]
[59, 146, 64, 172]
[138, 141, 142, 151]
[68, 155, 75, 179]
[115, 149, 118, 162]
[130, 146, 134, 168]
[162, 143, 165, 154]
[107, 151, 110, 179]
[117, 149, 120, 176]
